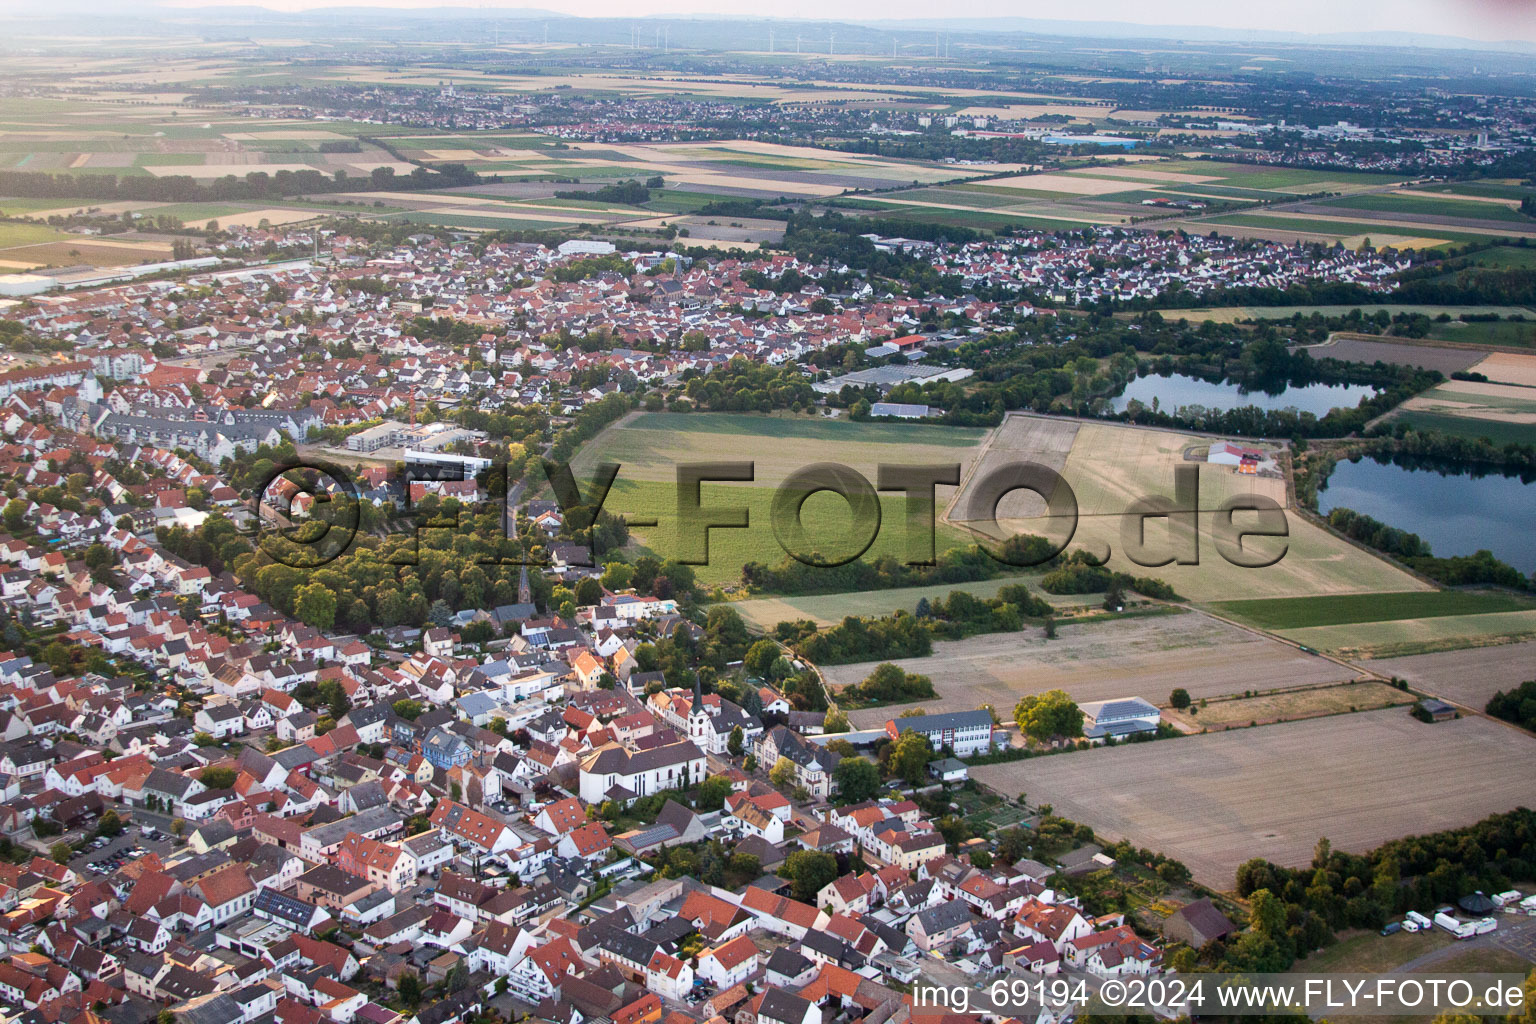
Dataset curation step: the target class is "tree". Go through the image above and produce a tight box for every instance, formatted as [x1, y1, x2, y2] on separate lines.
[601, 562, 634, 591]
[727, 725, 745, 757]
[170, 817, 186, 839]
[3, 498, 25, 534]
[294, 582, 337, 631]
[696, 774, 732, 811]
[823, 708, 850, 734]
[745, 639, 780, 677]
[398, 972, 422, 1005]
[1249, 888, 1287, 941]
[996, 827, 1031, 864]
[574, 577, 603, 606]
[95, 809, 124, 838]
[51, 841, 72, 864]
[200, 765, 237, 790]
[1014, 689, 1084, 743]
[393, 698, 423, 721]
[782, 849, 838, 903]
[888, 730, 933, 785]
[84, 543, 113, 570]
[833, 756, 881, 803]
[769, 756, 796, 788]
[1169, 688, 1191, 709]
[970, 849, 993, 869]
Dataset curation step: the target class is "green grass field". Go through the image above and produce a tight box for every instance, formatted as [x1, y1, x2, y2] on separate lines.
[573, 411, 986, 588]
[642, 190, 767, 213]
[1210, 590, 1536, 630]
[605, 477, 975, 588]
[603, 411, 984, 448]
[1207, 213, 1497, 245]
[1289, 928, 1451, 975]
[1325, 192, 1534, 223]
[726, 573, 1075, 629]
[1158, 304, 1535, 324]
[1153, 160, 1403, 190]
[1383, 409, 1536, 447]
[1457, 245, 1536, 270]
[1423, 317, 1536, 347]
[0, 221, 71, 247]
[0, 197, 89, 215]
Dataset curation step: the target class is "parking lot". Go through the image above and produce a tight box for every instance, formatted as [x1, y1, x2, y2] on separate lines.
[69, 825, 175, 875]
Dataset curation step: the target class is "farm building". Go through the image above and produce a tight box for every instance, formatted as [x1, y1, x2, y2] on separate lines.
[1161, 898, 1236, 948]
[1208, 441, 1266, 475]
[870, 402, 931, 420]
[1416, 698, 1457, 723]
[1079, 697, 1161, 740]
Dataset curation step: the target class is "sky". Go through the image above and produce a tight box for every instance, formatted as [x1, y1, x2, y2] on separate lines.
[149, 0, 1536, 43]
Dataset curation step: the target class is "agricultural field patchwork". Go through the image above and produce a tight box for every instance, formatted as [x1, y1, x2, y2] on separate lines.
[835, 610, 1356, 727]
[1382, 379, 1536, 446]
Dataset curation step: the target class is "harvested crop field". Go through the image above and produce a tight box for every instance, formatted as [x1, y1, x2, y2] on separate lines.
[1469, 352, 1536, 388]
[1164, 680, 1414, 731]
[835, 610, 1355, 728]
[1299, 337, 1487, 375]
[0, 238, 171, 267]
[946, 415, 1424, 602]
[972, 709, 1536, 889]
[1370, 639, 1536, 711]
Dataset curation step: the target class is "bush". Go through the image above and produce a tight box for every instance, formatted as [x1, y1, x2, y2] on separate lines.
[1487, 679, 1536, 730]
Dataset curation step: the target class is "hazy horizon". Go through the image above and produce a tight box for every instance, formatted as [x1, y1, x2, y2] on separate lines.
[126, 0, 1536, 45]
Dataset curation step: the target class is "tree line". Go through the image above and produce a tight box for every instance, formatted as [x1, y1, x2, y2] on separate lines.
[1227, 810, 1536, 973]
[0, 162, 479, 205]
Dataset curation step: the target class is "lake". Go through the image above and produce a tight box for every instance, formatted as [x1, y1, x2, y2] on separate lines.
[1318, 456, 1536, 574]
[1110, 373, 1379, 416]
